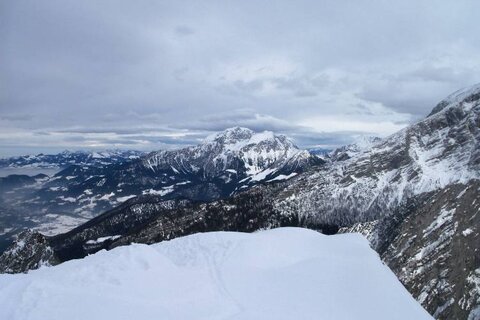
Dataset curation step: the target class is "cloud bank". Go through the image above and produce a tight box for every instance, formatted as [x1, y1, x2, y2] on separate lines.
[1, 0, 479, 156]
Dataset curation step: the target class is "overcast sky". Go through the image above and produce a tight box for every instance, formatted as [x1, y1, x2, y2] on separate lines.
[1, 0, 479, 156]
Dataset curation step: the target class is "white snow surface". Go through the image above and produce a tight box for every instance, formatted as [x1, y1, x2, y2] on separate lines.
[266, 172, 298, 182]
[86, 235, 122, 244]
[116, 195, 136, 203]
[0, 228, 432, 320]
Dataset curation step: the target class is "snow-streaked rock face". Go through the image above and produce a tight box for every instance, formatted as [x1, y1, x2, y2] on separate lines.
[0, 229, 58, 273]
[0, 228, 432, 320]
[428, 82, 480, 117]
[381, 182, 480, 320]
[143, 127, 314, 182]
[275, 83, 479, 227]
[338, 182, 480, 320]
[327, 136, 382, 162]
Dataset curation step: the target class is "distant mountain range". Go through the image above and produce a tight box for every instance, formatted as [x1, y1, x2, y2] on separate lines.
[1, 84, 479, 319]
[0, 149, 145, 170]
[0, 129, 321, 250]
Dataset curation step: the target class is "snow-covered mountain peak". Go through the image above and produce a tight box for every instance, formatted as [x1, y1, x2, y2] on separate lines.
[203, 127, 297, 153]
[200, 128, 306, 175]
[148, 127, 305, 166]
[352, 135, 382, 150]
[328, 135, 382, 162]
[428, 82, 480, 117]
[142, 127, 317, 184]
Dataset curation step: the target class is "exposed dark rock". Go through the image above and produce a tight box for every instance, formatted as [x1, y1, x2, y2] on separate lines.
[0, 229, 59, 273]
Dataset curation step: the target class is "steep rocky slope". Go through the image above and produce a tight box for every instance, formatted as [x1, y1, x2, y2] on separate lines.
[0, 229, 58, 273]
[275, 84, 479, 227]
[380, 182, 479, 320]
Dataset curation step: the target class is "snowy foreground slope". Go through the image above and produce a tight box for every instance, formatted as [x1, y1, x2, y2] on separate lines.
[0, 228, 431, 320]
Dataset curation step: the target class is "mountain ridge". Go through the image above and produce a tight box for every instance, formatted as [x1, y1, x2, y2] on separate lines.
[0, 128, 321, 250]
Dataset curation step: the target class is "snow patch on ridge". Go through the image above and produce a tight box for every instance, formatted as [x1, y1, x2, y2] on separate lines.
[0, 228, 432, 320]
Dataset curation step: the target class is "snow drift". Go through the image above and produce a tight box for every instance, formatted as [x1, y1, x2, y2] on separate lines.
[0, 228, 431, 320]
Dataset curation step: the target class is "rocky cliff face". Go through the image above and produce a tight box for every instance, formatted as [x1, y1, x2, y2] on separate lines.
[381, 182, 479, 320]
[338, 181, 479, 320]
[0, 229, 58, 273]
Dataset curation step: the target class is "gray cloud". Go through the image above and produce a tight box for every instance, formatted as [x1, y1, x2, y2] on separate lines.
[0, 114, 33, 122]
[174, 25, 195, 36]
[183, 111, 299, 133]
[1, 0, 480, 156]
